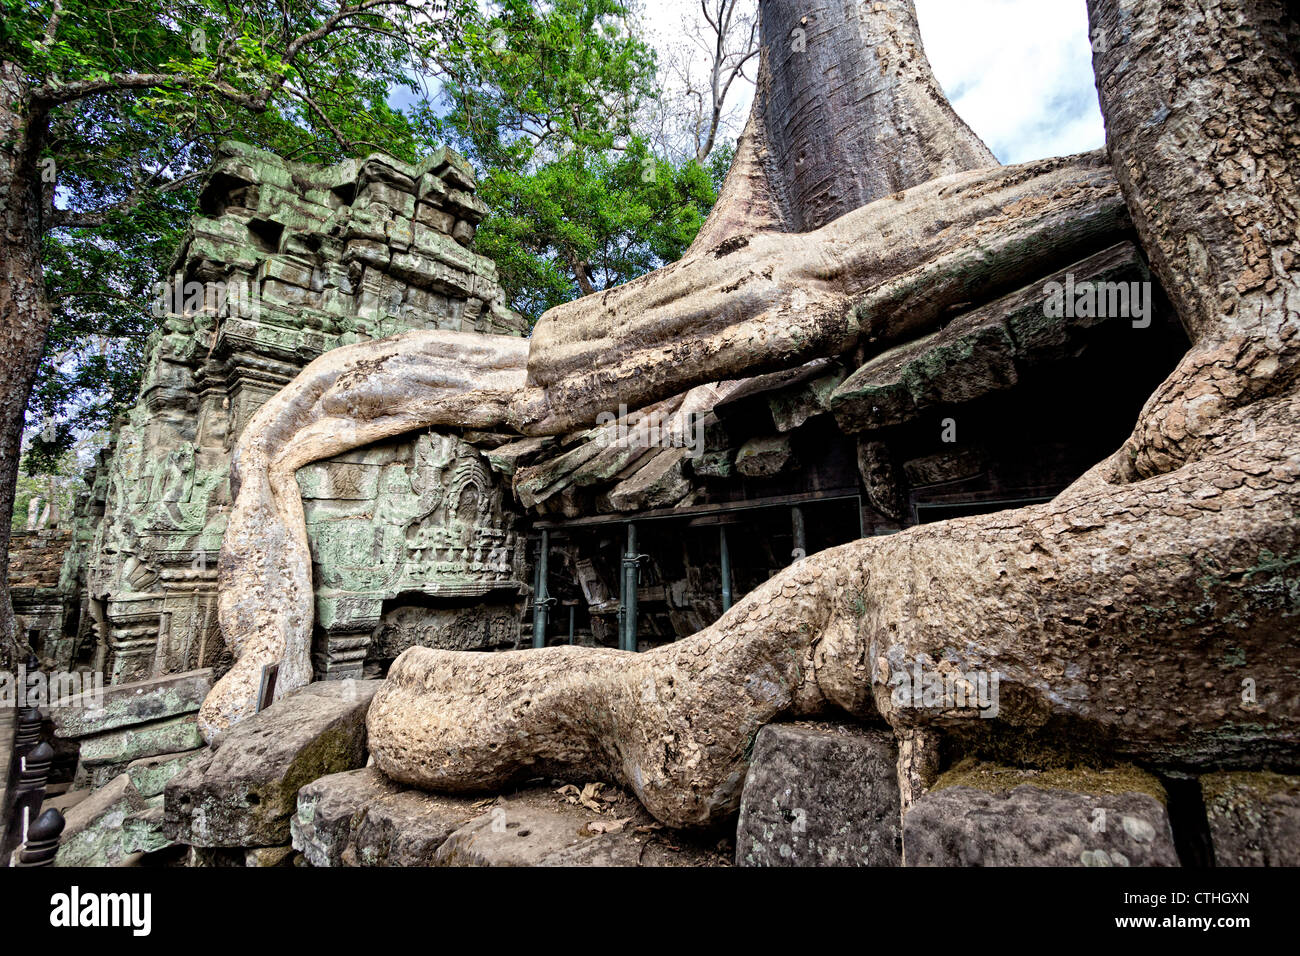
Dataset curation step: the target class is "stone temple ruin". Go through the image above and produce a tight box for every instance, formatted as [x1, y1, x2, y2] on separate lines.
[50, 141, 530, 688]
[33, 156, 1190, 720]
[4, 0, 1298, 868]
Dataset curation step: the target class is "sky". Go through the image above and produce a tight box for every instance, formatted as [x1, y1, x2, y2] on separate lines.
[642, 0, 1106, 165]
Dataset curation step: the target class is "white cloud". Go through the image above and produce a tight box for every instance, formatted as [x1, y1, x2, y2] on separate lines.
[914, 0, 1105, 163]
[641, 0, 1104, 165]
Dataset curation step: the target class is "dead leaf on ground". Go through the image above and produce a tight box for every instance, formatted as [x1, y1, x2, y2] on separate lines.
[587, 816, 633, 835]
[578, 782, 606, 811]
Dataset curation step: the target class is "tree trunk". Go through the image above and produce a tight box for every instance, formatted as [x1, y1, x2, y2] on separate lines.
[0, 62, 50, 672]
[364, 0, 1300, 826]
[205, 0, 1300, 830]
[690, 0, 997, 251]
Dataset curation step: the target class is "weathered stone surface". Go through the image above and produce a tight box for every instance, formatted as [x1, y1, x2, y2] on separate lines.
[1004, 242, 1151, 363]
[292, 767, 480, 866]
[1202, 771, 1300, 867]
[603, 448, 691, 511]
[54, 773, 146, 867]
[245, 845, 295, 867]
[424, 784, 727, 867]
[768, 368, 846, 433]
[901, 448, 986, 486]
[831, 303, 1023, 434]
[127, 749, 206, 799]
[736, 723, 900, 866]
[122, 806, 173, 856]
[167, 680, 379, 847]
[433, 804, 589, 866]
[691, 450, 734, 479]
[903, 763, 1178, 867]
[828, 336, 928, 432]
[51, 669, 213, 739]
[485, 436, 551, 477]
[734, 435, 796, 478]
[536, 832, 645, 866]
[77, 713, 203, 769]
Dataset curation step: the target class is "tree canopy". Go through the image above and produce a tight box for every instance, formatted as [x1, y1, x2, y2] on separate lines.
[3, 0, 471, 473]
[422, 0, 727, 319]
[5, 0, 742, 474]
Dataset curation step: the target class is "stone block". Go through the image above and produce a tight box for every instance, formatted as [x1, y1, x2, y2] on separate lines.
[604, 448, 691, 511]
[734, 435, 796, 478]
[77, 713, 204, 768]
[127, 749, 206, 799]
[54, 773, 146, 867]
[902, 761, 1179, 866]
[1202, 771, 1300, 866]
[292, 767, 480, 866]
[245, 846, 296, 867]
[433, 804, 597, 867]
[122, 806, 174, 855]
[165, 680, 380, 848]
[736, 723, 901, 866]
[51, 668, 213, 739]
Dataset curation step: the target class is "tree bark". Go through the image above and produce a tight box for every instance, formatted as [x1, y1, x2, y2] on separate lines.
[364, 0, 1300, 826]
[206, 0, 1300, 830]
[690, 0, 997, 251]
[0, 62, 51, 671]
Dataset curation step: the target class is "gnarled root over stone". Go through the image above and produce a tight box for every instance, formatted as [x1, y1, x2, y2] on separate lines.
[368, 371, 1300, 826]
[200, 331, 529, 739]
[200, 154, 1127, 738]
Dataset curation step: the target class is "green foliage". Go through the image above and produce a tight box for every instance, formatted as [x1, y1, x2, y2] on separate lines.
[4, 0, 472, 470]
[472, 137, 719, 319]
[424, 0, 724, 320]
[9, 431, 105, 527]
[5, 0, 735, 464]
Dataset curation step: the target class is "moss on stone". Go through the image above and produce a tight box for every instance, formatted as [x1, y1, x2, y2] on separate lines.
[1200, 769, 1300, 805]
[933, 757, 1168, 805]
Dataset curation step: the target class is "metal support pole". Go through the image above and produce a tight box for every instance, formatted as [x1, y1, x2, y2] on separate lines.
[622, 522, 639, 652]
[568, 605, 575, 645]
[532, 530, 549, 648]
[791, 505, 807, 562]
[720, 525, 733, 614]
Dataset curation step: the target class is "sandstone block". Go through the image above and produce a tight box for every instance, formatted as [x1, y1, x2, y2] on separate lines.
[292, 767, 480, 866]
[903, 762, 1179, 867]
[166, 680, 380, 847]
[54, 773, 146, 867]
[736, 723, 901, 866]
[1202, 771, 1300, 867]
[50, 669, 213, 739]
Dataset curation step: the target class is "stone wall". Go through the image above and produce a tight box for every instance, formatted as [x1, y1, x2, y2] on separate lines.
[299, 432, 528, 680]
[8, 528, 73, 665]
[65, 141, 529, 685]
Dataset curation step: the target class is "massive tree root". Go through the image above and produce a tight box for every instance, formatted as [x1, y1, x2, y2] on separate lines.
[200, 153, 1126, 738]
[369, 380, 1300, 826]
[199, 331, 529, 737]
[206, 0, 1299, 828]
[367, 0, 1300, 825]
[201, 0, 1115, 737]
